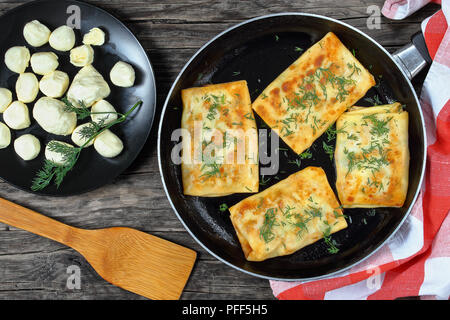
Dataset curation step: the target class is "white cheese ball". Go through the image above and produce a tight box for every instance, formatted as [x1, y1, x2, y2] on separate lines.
[14, 134, 41, 161]
[16, 72, 39, 103]
[83, 27, 105, 46]
[33, 97, 77, 136]
[0, 122, 11, 149]
[3, 101, 30, 130]
[91, 100, 118, 125]
[30, 52, 59, 75]
[71, 123, 94, 147]
[4, 46, 30, 74]
[67, 65, 111, 107]
[49, 25, 76, 52]
[70, 44, 94, 67]
[0, 88, 12, 113]
[94, 129, 123, 158]
[45, 140, 74, 165]
[23, 20, 51, 47]
[39, 71, 69, 98]
[110, 61, 135, 87]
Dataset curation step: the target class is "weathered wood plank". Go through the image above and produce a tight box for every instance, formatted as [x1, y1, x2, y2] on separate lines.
[0, 0, 439, 25]
[0, 231, 273, 300]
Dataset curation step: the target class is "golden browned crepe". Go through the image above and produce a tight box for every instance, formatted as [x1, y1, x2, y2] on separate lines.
[181, 80, 258, 196]
[229, 167, 347, 261]
[335, 102, 409, 208]
[252, 32, 376, 155]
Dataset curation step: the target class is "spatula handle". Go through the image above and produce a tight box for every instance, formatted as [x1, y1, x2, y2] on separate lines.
[0, 197, 78, 246]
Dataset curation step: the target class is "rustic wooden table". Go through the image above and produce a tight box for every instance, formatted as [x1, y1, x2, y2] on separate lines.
[0, 0, 438, 300]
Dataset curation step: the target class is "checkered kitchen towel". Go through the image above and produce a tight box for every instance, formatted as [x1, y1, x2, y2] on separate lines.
[270, 0, 450, 300]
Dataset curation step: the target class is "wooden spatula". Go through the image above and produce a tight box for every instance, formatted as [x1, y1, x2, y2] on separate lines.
[0, 197, 196, 300]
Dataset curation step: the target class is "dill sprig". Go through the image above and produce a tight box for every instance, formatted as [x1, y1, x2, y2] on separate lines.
[61, 97, 92, 120]
[299, 148, 312, 159]
[322, 141, 334, 160]
[31, 100, 143, 191]
[61, 97, 123, 121]
[323, 222, 339, 254]
[77, 118, 106, 141]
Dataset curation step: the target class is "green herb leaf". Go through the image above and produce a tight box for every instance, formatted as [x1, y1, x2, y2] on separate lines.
[322, 141, 334, 160]
[219, 203, 228, 212]
[260, 208, 278, 243]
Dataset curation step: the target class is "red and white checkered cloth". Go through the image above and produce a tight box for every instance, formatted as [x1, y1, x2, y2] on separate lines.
[270, 0, 450, 300]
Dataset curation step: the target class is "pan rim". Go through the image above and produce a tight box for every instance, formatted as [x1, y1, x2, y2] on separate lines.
[157, 12, 427, 281]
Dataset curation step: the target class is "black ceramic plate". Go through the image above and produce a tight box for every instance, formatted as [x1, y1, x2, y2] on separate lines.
[0, 0, 156, 196]
[158, 13, 426, 280]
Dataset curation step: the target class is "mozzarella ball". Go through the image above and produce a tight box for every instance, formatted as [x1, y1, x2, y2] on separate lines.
[30, 52, 59, 75]
[4, 46, 30, 74]
[14, 134, 41, 161]
[3, 101, 30, 130]
[0, 122, 11, 149]
[71, 123, 94, 147]
[94, 129, 123, 158]
[39, 71, 69, 98]
[70, 44, 94, 67]
[83, 27, 105, 46]
[16, 73, 39, 103]
[0, 88, 12, 113]
[67, 65, 110, 107]
[23, 20, 51, 47]
[110, 61, 135, 87]
[49, 26, 76, 51]
[45, 140, 74, 165]
[33, 97, 77, 136]
[91, 100, 118, 125]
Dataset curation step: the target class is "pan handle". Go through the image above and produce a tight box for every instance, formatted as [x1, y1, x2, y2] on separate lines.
[392, 32, 432, 80]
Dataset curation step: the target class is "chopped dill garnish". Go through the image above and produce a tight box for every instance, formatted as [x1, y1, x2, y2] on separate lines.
[259, 176, 271, 186]
[199, 161, 221, 180]
[325, 124, 347, 142]
[322, 141, 334, 160]
[293, 215, 311, 239]
[205, 93, 226, 121]
[362, 114, 392, 137]
[323, 222, 339, 254]
[260, 208, 278, 243]
[364, 95, 383, 106]
[61, 97, 91, 120]
[300, 148, 313, 159]
[244, 112, 255, 120]
[304, 204, 323, 219]
[288, 158, 301, 167]
[219, 203, 228, 212]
